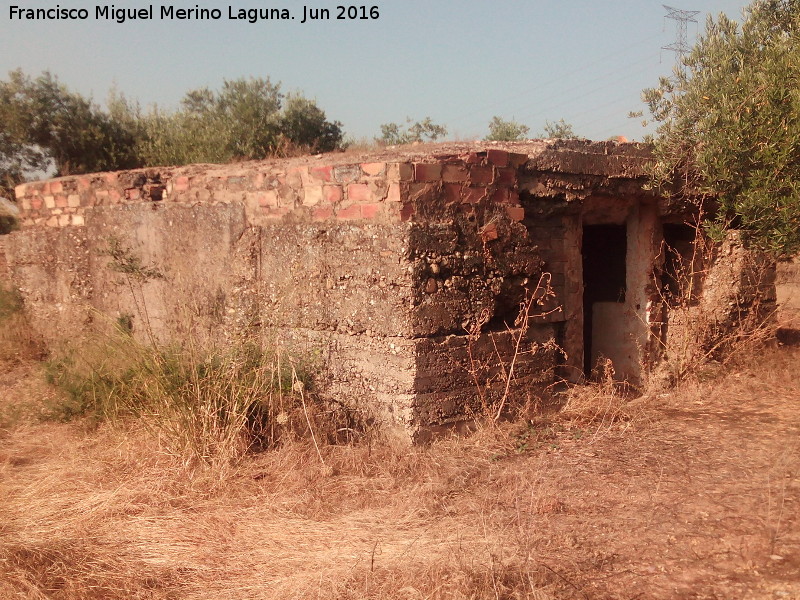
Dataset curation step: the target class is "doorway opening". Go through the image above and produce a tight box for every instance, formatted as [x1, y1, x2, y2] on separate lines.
[582, 224, 627, 376]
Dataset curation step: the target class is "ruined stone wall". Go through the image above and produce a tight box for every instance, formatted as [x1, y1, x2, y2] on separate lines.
[13, 141, 770, 435]
[7, 146, 556, 439]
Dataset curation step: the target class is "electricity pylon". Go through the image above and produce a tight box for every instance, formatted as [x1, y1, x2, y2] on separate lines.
[662, 5, 701, 77]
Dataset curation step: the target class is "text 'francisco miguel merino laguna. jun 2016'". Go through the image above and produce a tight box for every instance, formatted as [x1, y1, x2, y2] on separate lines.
[8, 4, 381, 24]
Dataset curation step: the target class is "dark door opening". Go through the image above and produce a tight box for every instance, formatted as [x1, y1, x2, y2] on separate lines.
[582, 224, 627, 376]
[662, 223, 699, 305]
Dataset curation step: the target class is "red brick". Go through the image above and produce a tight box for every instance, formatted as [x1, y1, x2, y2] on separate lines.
[462, 187, 487, 205]
[323, 185, 343, 204]
[491, 189, 509, 204]
[444, 183, 462, 205]
[360, 202, 382, 220]
[465, 153, 484, 165]
[174, 176, 190, 192]
[361, 162, 385, 176]
[55, 195, 68, 208]
[400, 203, 415, 222]
[310, 166, 333, 182]
[398, 163, 414, 181]
[337, 204, 362, 220]
[50, 181, 64, 194]
[508, 191, 520, 205]
[496, 167, 516, 187]
[385, 182, 401, 203]
[105, 173, 118, 184]
[486, 149, 509, 167]
[347, 183, 371, 202]
[414, 163, 442, 182]
[506, 206, 525, 221]
[77, 178, 91, 191]
[30, 196, 43, 210]
[126, 188, 141, 201]
[442, 164, 469, 183]
[109, 189, 122, 203]
[469, 166, 494, 185]
[313, 206, 334, 220]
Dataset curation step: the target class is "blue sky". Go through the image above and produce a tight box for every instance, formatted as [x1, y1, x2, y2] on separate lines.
[1, 0, 749, 142]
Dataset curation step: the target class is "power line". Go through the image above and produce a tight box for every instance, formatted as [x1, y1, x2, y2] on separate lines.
[662, 5, 700, 77]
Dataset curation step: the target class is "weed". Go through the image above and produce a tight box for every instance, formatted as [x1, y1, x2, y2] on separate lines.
[466, 271, 563, 423]
[44, 331, 324, 472]
[648, 222, 777, 386]
[0, 285, 45, 367]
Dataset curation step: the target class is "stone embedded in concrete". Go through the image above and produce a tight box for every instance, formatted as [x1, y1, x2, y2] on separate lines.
[398, 163, 414, 181]
[258, 190, 279, 207]
[334, 165, 361, 183]
[174, 176, 191, 192]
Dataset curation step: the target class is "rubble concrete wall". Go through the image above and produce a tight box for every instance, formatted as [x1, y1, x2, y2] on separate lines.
[6, 147, 555, 439]
[776, 258, 800, 333]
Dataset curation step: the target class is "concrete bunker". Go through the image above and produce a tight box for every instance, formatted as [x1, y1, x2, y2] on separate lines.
[1, 140, 777, 441]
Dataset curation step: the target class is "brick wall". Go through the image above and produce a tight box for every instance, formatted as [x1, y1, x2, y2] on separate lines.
[13, 148, 530, 231]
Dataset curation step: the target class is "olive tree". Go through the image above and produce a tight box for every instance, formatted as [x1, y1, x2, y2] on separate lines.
[643, 0, 800, 256]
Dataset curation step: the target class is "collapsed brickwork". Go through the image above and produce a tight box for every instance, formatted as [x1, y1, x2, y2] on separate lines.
[1, 140, 778, 440]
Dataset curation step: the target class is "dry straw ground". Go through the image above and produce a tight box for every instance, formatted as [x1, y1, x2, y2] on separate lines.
[1, 318, 799, 598]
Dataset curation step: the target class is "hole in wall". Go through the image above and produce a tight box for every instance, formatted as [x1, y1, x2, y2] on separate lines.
[662, 223, 700, 305]
[582, 224, 627, 376]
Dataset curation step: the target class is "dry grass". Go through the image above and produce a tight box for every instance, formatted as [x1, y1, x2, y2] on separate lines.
[2, 341, 799, 598]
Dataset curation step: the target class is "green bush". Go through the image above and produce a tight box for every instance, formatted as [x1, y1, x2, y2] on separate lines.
[643, 0, 800, 257]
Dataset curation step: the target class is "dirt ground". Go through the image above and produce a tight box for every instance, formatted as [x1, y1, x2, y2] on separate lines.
[0, 345, 798, 599]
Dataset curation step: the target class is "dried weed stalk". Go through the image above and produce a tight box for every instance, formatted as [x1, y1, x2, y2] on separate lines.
[467, 272, 562, 423]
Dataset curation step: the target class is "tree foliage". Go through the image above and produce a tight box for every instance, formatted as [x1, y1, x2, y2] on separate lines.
[484, 116, 530, 142]
[0, 70, 139, 196]
[644, 0, 800, 256]
[539, 119, 578, 140]
[130, 78, 344, 165]
[0, 72, 344, 197]
[378, 117, 447, 145]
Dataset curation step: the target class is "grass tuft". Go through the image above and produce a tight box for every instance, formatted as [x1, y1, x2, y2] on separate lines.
[44, 331, 324, 473]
